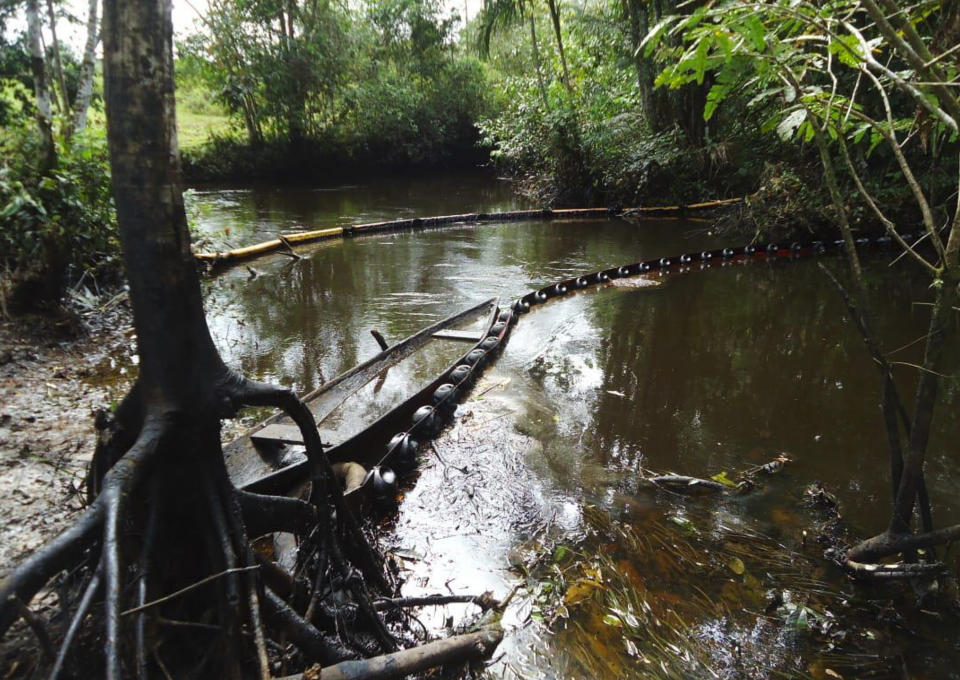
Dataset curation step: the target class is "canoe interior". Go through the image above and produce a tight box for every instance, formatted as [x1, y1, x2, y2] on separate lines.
[224, 298, 498, 491]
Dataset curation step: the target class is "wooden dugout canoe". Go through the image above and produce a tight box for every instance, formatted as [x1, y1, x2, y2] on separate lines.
[224, 296, 513, 509]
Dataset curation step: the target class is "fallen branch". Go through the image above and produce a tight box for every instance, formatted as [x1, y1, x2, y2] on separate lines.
[119, 566, 259, 617]
[278, 234, 303, 260]
[843, 559, 945, 579]
[283, 629, 503, 680]
[648, 475, 726, 494]
[370, 329, 389, 351]
[847, 522, 960, 563]
[372, 592, 500, 612]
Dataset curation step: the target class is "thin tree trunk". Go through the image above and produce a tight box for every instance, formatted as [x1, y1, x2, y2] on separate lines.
[69, 0, 101, 139]
[528, 14, 549, 108]
[26, 0, 55, 173]
[888, 196, 960, 534]
[545, 0, 571, 92]
[45, 0, 70, 116]
[623, 0, 653, 116]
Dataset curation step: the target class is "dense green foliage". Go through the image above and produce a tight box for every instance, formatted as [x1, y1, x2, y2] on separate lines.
[646, 0, 959, 240]
[2, 0, 958, 309]
[0, 126, 117, 304]
[471, 0, 782, 206]
[0, 13, 118, 308]
[475, 0, 958, 233]
[178, 0, 492, 180]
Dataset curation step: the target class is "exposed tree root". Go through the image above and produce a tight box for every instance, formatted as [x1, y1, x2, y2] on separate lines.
[0, 375, 498, 678]
[856, 524, 960, 560]
[843, 558, 945, 580]
[50, 566, 101, 679]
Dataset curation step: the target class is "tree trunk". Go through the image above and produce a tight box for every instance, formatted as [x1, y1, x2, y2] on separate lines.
[622, 0, 653, 117]
[26, 0, 55, 173]
[0, 0, 500, 675]
[544, 0, 571, 92]
[103, 0, 225, 397]
[45, 0, 70, 116]
[888, 273, 958, 534]
[528, 14, 549, 108]
[69, 0, 101, 139]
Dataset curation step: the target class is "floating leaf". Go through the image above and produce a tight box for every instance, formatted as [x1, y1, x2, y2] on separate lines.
[602, 614, 623, 627]
[728, 557, 746, 575]
[553, 545, 571, 563]
[711, 471, 739, 488]
[564, 579, 600, 605]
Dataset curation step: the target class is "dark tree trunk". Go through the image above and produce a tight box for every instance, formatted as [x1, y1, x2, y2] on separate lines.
[103, 0, 227, 404]
[0, 0, 398, 676]
[545, 0, 570, 92]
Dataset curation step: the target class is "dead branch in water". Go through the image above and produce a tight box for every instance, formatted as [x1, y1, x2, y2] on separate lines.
[282, 629, 503, 680]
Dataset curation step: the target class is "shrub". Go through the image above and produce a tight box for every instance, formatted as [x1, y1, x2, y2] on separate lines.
[1, 127, 119, 307]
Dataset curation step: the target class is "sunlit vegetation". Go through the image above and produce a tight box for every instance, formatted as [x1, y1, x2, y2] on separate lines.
[175, 0, 492, 180]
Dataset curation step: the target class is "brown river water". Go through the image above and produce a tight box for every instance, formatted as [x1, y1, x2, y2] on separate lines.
[191, 173, 960, 679]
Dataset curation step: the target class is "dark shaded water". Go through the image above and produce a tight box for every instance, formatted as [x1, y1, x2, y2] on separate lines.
[193, 175, 960, 678]
[187, 171, 526, 249]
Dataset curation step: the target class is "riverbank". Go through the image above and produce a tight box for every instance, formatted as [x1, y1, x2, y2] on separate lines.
[0, 305, 133, 578]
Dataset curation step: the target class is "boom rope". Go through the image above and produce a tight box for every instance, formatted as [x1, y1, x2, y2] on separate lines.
[329, 234, 905, 490]
[193, 199, 746, 268]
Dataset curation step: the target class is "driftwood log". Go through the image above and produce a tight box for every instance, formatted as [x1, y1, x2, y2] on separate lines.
[284, 629, 503, 680]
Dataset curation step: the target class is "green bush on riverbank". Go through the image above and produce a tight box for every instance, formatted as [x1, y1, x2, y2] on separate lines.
[176, 0, 492, 183]
[0, 77, 119, 309]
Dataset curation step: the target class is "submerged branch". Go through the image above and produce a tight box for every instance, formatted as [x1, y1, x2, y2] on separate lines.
[280, 629, 503, 680]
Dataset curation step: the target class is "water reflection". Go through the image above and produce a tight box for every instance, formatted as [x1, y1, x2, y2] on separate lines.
[202, 217, 714, 394]
[187, 172, 529, 248]
[390, 259, 960, 679]
[191, 180, 960, 678]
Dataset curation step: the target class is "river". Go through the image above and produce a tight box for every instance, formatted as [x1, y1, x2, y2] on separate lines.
[189, 172, 960, 679]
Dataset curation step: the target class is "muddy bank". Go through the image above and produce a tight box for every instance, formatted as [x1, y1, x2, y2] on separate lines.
[0, 307, 134, 578]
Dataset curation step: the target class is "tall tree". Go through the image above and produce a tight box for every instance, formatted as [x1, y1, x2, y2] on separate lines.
[478, 0, 570, 94]
[68, 0, 101, 138]
[25, 0, 55, 171]
[0, 0, 397, 675]
[478, 0, 548, 106]
[44, 0, 69, 115]
[543, 0, 569, 91]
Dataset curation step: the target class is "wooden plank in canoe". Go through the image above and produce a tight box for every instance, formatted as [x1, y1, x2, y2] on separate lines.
[251, 423, 304, 445]
[431, 329, 485, 342]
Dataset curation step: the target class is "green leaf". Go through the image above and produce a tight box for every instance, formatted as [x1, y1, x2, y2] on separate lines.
[741, 15, 767, 51]
[602, 614, 623, 627]
[776, 108, 807, 141]
[710, 471, 739, 488]
[638, 16, 677, 58]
